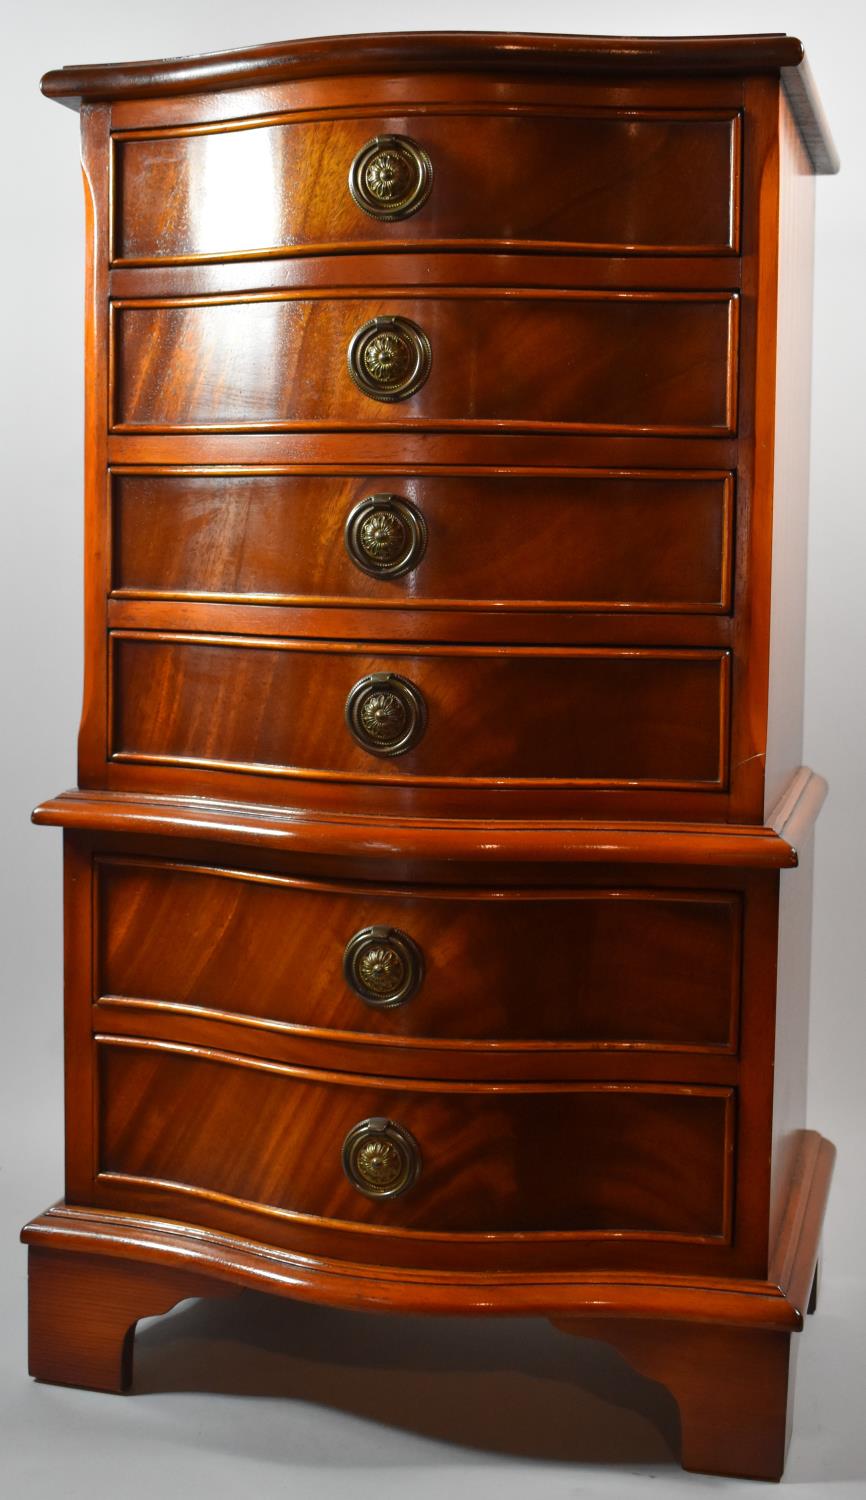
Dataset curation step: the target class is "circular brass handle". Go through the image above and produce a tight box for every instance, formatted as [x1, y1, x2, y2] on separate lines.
[347, 316, 431, 403]
[348, 135, 433, 221]
[345, 672, 426, 757]
[345, 495, 427, 578]
[344, 925, 424, 1008]
[342, 1117, 422, 1199]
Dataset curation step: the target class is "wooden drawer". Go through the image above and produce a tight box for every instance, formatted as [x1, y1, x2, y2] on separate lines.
[113, 108, 741, 264]
[96, 857, 742, 1054]
[96, 1037, 734, 1240]
[109, 633, 730, 790]
[111, 468, 733, 614]
[110, 290, 738, 436]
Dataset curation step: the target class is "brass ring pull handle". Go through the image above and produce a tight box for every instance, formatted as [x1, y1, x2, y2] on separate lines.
[348, 135, 433, 221]
[343, 925, 424, 1008]
[345, 495, 427, 578]
[342, 1117, 422, 1199]
[347, 316, 431, 402]
[345, 672, 426, 757]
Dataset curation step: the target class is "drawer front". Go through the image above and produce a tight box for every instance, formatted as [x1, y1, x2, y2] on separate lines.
[97, 858, 741, 1052]
[110, 634, 729, 789]
[111, 292, 738, 436]
[97, 1039, 734, 1240]
[111, 469, 733, 614]
[113, 109, 741, 263]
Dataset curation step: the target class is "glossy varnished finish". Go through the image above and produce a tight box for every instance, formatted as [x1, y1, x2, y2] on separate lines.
[27, 1248, 233, 1393]
[113, 108, 741, 263]
[96, 856, 743, 1052]
[31, 770, 826, 869]
[110, 633, 730, 789]
[22, 1129, 834, 1468]
[29, 32, 835, 1483]
[56, 829, 780, 1277]
[68, 75, 765, 825]
[38, 31, 839, 178]
[110, 468, 734, 613]
[111, 290, 738, 435]
[557, 1317, 794, 1481]
[95, 1036, 734, 1239]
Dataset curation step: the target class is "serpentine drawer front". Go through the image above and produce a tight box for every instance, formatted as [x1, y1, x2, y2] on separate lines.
[29, 31, 836, 1484]
[109, 469, 734, 613]
[113, 108, 741, 261]
[94, 1038, 734, 1241]
[109, 634, 729, 788]
[111, 291, 738, 434]
[94, 856, 743, 1054]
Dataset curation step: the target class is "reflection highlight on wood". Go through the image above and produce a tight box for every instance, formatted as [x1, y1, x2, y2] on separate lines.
[29, 30, 836, 1483]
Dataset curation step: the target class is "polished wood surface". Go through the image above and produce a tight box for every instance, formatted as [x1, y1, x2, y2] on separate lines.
[24, 1130, 834, 1319]
[96, 1036, 733, 1238]
[111, 468, 733, 613]
[96, 856, 742, 1050]
[114, 108, 740, 263]
[558, 1317, 793, 1481]
[31, 766, 827, 869]
[110, 633, 729, 789]
[27, 1248, 232, 1393]
[40, 32, 838, 182]
[58, 829, 779, 1274]
[29, 32, 835, 1482]
[21, 1130, 833, 1434]
[112, 290, 738, 435]
[110, 246, 744, 298]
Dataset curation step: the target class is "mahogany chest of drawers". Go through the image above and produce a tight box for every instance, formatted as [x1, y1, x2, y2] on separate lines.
[26, 32, 837, 1481]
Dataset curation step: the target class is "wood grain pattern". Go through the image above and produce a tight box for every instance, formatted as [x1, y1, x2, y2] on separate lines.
[111, 290, 739, 436]
[110, 633, 730, 789]
[33, 778, 825, 869]
[110, 468, 733, 614]
[27, 1247, 232, 1393]
[556, 1316, 793, 1481]
[109, 248, 743, 298]
[96, 856, 742, 1052]
[55, 831, 773, 1279]
[113, 107, 740, 263]
[95, 1036, 734, 1240]
[23, 1129, 834, 1320]
[29, 36, 835, 1483]
[20, 1130, 833, 1430]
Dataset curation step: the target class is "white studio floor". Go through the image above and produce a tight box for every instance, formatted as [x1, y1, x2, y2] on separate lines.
[2, 1186, 865, 1500]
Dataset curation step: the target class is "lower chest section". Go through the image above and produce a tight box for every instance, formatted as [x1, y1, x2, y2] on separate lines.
[63, 834, 779, 1278]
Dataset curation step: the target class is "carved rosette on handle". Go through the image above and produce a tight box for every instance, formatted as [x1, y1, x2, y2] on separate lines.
[348, 134, 434, 220]
[345, 672, 427, 756]
[342, 1117, 422, 1199]
[345, 495, 427, 578]
[343, 924, 425, 1008]
[347, 316, 432, 402]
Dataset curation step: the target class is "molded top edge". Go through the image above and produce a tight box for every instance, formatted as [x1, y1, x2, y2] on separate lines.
[42, 30, 807, 103]
[39, 31, 838, 173]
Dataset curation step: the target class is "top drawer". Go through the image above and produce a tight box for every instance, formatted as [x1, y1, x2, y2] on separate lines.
[112, 108, 741, 264]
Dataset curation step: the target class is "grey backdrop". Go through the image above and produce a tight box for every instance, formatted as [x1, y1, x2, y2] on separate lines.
[2, 2, 864, 1494]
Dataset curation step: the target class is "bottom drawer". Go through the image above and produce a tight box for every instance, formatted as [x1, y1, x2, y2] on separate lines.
[96, 1037, 733, 1243]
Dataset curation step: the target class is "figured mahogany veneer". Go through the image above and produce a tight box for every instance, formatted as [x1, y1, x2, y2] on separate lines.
[96, 856, 742, 1052]
[28, 31, 837, 1484]
[95, 1038, 734, 1240]
[111, 290, 738, 435]
[110, 468, 733, 613]
[110, 633, 729, 789]
[113, 108, 741, 263]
